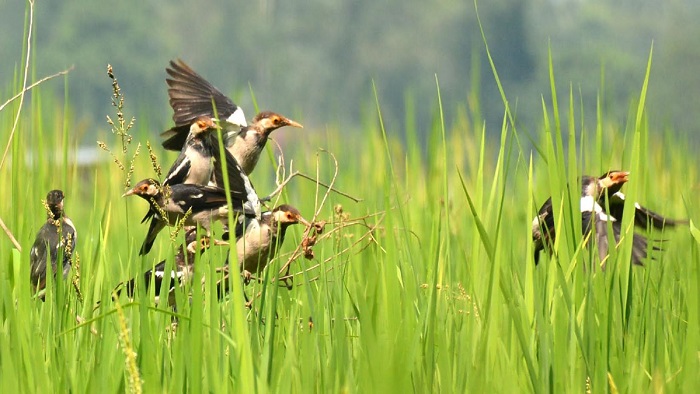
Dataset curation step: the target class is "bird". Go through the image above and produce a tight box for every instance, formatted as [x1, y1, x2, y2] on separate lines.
[161, 115, 259, 208]
[161, 116, 220, 187]
[117, 205, 309, 304]
[224, 111, 303, 175]
[113, 227, 210, 306]
[147, 114, 261, 219]
[159, 59, 303, 175]
[235, 204, 310, 277]
[123, 178, 252, 255]
[532, 171, 684, 267]
[216, 204, 310, 298]
[29, 189, 77, 294]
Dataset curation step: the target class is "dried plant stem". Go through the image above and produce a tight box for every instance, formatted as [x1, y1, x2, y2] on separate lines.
[0, 66, 74, 114]
[277, 150, 342, 280]
[0, 216, 22, 251]
[0, 0, 34, 172]
[265, 171, 362, 203]
[278, 214, 384, 282]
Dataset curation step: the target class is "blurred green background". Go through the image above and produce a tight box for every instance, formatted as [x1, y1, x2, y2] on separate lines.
[2, 0, 699, 141]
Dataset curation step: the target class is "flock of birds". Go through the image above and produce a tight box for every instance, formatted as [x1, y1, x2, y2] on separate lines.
[29, 60, 309, 302]
[27, 61, 687, 303]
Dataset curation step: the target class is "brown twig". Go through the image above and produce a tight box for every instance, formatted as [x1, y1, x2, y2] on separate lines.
[294, 172, 363, 203]
[243, 214, 384, 288]
[222, 145, 376, 303]
[0, 66, 74, 114]
[0, 216, 22, 251]
[276, 150, 341, 283]
[262, 147, 362, 204]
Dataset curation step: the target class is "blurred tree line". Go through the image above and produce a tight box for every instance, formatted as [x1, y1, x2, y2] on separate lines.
[1, 0, 698, 140]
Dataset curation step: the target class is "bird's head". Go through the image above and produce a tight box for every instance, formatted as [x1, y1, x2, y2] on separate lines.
[122, 178, 162, 198]
[252, 111, 303, 136]
[190, 116, 220, 136]
[598, 170, 629, 195]
[45, 189, 65, 218]
[272, 204, 311, 227]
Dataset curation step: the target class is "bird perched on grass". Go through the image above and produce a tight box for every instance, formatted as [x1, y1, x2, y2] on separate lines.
[216, 204, 310, 297]
[160, 59, 303, 175]
[113, 228, 210, 306]
[29, 190, 77, 294]
[124, 178, 253, 255]
[532, 171, 685, 267]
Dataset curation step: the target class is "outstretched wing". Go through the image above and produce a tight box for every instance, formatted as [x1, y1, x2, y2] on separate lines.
[606, 192, 686, 230]
[581, 196, 659, 268]
[167, 59, 239, 126]
[161, 60, 246, 151]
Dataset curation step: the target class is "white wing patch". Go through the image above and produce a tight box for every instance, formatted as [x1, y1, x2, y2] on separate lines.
[611, 191, 642, 209]
[580, 196, 615, 222]
[63, 217, 77, 242]
[612, 191, 626, 201]
[154, 270, 185, 280]
[226, 107, 247, 128]
[580, 196, 599, 213]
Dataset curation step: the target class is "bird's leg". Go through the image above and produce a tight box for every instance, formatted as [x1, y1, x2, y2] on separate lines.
[241, 269, 252, 285]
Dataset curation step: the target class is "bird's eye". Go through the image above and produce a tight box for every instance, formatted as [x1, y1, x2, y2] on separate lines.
[287, 213, 294, 220]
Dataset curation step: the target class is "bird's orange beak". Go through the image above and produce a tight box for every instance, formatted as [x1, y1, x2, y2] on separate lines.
[298, 215, 312, 227]
[610, 171, 630, 184]
[286, 119, 304, 129]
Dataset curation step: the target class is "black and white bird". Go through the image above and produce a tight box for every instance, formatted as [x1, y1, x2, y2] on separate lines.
[532, 171, 685, 267]
[29, 190, 77, 294]
[159, 59, 303, 175]
[161, 115, 259, 206]
[161, 116, 219, 187]
[216, 204, 310, 297]
[137, 114, 263, 255]
[124, 178, 252, 255]
[148, 114, 260, 217]
[114, 228, 209, 305]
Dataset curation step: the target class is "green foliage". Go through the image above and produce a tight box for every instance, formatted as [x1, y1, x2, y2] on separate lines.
[0, 2, 698, 392]
[2, 53, 699, 391]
